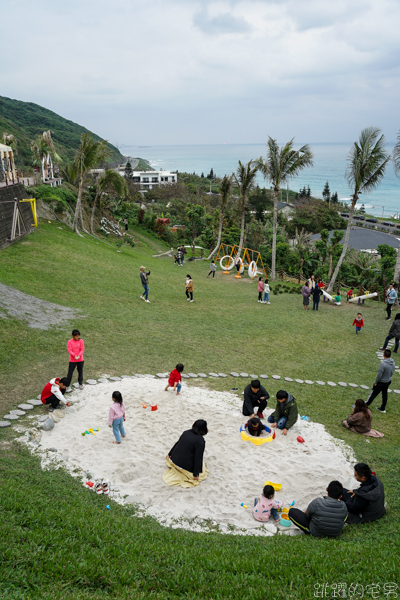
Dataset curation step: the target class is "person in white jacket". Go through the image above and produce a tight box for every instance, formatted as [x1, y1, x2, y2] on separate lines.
[40, 377, 69, 411]
[263, 279, 270, 304]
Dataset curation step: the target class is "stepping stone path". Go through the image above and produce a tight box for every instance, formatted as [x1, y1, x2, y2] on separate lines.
[98, 378, 109, 383]
[250, 374, 258, 379]
[393, 390, 400, 394]
[110, 376, 122, 381]
[144, 374, 155, 378]
[3, 414, 19, 421]
[198, 373, 207, 378]
[181, 374, 190, 379]
[188, 373, 198, 378]
[240, 373, 249, 378]
[38, 415, 49, 423]
[218, 373, 227, 378]
[327, 381, 336, 387]
[37, 395, 41, 400]
[285, 377, 293, 382]
[230, 372, 239, 377]
[86, 379, 98, 385]
[272, 375, 281, 380]
[349, 383, 358, 388]
[360, 385, 369, 390]
[209, 373, 219, 377]
[0, 421, 11, 428]
[316, 381, 325, 385]
[27, 399, 42, 406]
[338, 382, 347, 387]
[120, 376, 131, 379]
[73, 383, 80, 388]
[10, 409, 26, 416]
[295, 379, 304, 384]
[259, 375, 268, 379]
[305, 380, 314, 385]
[18, 404, 33, 411]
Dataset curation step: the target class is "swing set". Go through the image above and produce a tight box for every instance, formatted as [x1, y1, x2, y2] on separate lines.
[215, 244, 267, 280]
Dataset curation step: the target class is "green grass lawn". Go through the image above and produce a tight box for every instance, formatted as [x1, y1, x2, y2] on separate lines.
[0, 223, 399, 599]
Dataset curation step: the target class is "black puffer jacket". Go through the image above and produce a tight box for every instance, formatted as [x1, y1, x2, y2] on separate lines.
[346, 475, 386, 524]
[389, 319, 400, 338]
[305, 497, 348, 537]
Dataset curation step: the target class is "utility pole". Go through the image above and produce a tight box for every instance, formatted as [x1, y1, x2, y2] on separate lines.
[329, 192, 331, 210]
[286, 184, 289, 203]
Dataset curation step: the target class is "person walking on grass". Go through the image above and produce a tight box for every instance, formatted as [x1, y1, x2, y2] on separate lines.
[365, 348, 395, 413]
[263, 279, 270, 304]
[352, 313, 364, 334]
[385, 283, 397, 320]
[41, 377, 69, 411]
[302, 283, 311, 309]
[311, 284, 322, 311]
[185, 274, 194, 302]
[257, 277, 264, 302]
[176, 247, 183, 266]
[140, 266, 151, 303]
[124, 217, 128, 232]
[108, 391, 126, 444]
[207, 260, 217, 278]
[379, 312, 400, 353]
[165, 363, 184, 395]
[67, 329, 85, 389]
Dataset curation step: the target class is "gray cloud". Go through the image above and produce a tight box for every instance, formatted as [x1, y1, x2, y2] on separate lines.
[193, 8, 253, 35]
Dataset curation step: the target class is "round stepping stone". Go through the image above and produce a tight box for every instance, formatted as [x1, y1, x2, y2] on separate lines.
[218, 373, 227, 378]
[181, 374, 190, 379]
[50, 412, 61, 423]
[0, 421, 11, 428]
[188, 373, 198, 378]
[10, 409, 26, 416]
[209, 373, 219, 377]
[393, 389, 400, 394]
[338, 382, 347, 387]
[198, 373, 207, 378]
[295, 379, 304, 384]
[250, 374, 258, 379]
[38, 415, 49, 423]
[42, 418, 55, 431]
[37, 395, 41, 400]
[348, 383, 358, 388]
[305, 380, 314, 385]
[98, 378, 109, 383]
[27, 399, 42, 406]
[259, 374, 268, 379]
[18, 404, 33, 411]
[240, 372, 249, 378]
[120, 375, 131, 379]
[316, 381, 325, 385]
[285, 377, 293, 382]
[86, 379, 98, 385]
[272, 375, 281, 380]
[3, 414, 19, 421]
[327, 381, 336, 387]
[109, 376, 122, 381]
[144, 374, 155, 378]
[388, 389, 392, 393]
[230, 372, 239, 377]
[360, 385, 369, 390]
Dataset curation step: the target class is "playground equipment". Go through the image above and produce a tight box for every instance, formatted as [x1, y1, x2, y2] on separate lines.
[280, 513, 291, 527]
[264, 481, 282, 491]
[349, 292, 378, 304]
[216, 244, 267, 280]
[240, 424, 275, 444]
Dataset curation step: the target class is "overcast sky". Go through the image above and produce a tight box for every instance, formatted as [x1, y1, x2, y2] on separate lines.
[2, 0, 399, 146]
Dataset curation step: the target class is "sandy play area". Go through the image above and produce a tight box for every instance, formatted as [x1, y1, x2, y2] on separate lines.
[32, 377, 357, 536]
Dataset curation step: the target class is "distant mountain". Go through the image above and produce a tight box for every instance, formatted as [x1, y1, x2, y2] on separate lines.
[0, 96, 123, 168]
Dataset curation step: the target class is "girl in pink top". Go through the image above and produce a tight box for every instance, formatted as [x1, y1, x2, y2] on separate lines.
[67, 329, 85, 389]
[257, 277, 264, 303]
[108, 391, 126, 444]
[253, 484, 283, 523]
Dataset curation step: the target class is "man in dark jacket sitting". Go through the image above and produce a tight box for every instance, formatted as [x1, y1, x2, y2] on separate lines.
[289, 481, 348, 537]
[242, 380, 269, 419]
[268, 390, 298, 435]
[342, 463, 386, 524]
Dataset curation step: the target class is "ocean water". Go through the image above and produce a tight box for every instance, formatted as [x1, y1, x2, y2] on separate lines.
[122, 143, 399, 218]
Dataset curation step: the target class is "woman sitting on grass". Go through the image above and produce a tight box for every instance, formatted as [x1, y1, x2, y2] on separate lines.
[342, 399, 383, 438]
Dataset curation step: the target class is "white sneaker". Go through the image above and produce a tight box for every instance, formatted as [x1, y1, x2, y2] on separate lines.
[79, 384, 84, 390]
[140, 295, 144, 301]
[145, 299, 150, 303]
[102, 479, 109, 495]
[187, 298, 190, 301]
[267, 302, 271, 304]
[190, 299, 194, 302]
[94, 482, 103, 495]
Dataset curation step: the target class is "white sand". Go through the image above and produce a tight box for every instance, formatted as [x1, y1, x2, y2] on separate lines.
[33, 377, 357, 536]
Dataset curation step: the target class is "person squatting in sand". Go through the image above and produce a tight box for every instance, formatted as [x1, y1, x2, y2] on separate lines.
[41, 377, 69, 411]
[66, 329, 85, 389]
[268, 390, 298, 435]
[246, 416, 263, 436]
[163, 419, 209, 487]
[253, 484, 283, 524]
[108, 391, 126, 444]
[165, 363, 184, 395]
[242, 380, 269, 419]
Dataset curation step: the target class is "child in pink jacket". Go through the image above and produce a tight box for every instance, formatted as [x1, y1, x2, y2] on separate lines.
[108, 391, 126, 444]
[67, 329, 85, 389]
[257, 277, 264, 303]
[253, 484, 283, 523]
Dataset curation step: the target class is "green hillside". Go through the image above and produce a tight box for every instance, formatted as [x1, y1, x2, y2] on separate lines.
[0, 95, 123, 168]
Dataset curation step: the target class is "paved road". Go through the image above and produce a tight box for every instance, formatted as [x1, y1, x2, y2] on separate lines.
[311, 227, 400, 250]
[341, 214, 400, 234]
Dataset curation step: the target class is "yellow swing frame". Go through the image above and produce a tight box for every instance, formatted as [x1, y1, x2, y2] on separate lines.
[215, 243, 267, 280]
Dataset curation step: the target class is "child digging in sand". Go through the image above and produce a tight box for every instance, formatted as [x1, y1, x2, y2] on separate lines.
[165, 364, 184, 395]
[253, 484, 283, 523]
[108, 391, 126, 444]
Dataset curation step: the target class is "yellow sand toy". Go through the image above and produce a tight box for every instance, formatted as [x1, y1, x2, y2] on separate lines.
[264, 481, 282, 491]
[240, 424, 275, 445]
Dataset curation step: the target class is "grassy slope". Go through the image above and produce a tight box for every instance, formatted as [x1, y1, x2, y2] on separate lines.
[0, 224, 399, 599]
[0, 95, 123, 167]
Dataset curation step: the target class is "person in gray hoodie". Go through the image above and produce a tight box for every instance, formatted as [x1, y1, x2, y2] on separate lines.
[288, 480, 348, 537]
[379, 312, 400, 353]
[366, 349, 395, 413]
[342, 463, 386, 525]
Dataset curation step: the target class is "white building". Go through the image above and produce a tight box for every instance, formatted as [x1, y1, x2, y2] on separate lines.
[120, 170, 177, 190]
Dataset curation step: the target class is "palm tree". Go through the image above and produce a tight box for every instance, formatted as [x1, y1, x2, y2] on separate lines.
[256, 138, 313, 280]
[2, 133, 17, 155]
[232, 160, 258, 252]
[327, 127, 390, 292]
[31, 131, 61, 181]
[207, 175, 232, 259]
[73, 133, 110, 234]
[392, 131, 400, 284]
[90, 170, 127, 234]
[60, 162, 78, 186]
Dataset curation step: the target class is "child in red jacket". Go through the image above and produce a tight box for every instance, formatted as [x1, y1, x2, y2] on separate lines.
[353, 313, 364, 334]
[67, 329, 85, 389]
[41, 377, 69, 411]
[165, 363, 184, 395]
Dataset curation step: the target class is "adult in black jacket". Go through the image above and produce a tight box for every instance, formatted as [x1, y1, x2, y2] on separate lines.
[289, 481, 348, 537]
[312, 285, 323, 311]
[342, 463, 386, 524]
[242, 380, 269, 419]
[163, 420, 209, 487]
[379, 312, 400, 353]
